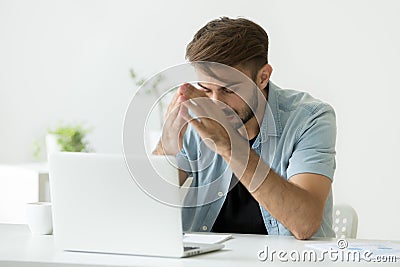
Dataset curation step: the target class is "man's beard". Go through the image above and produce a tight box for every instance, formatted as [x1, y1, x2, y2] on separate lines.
[239, 105, 255, 124]
[229, 89, 259, 129]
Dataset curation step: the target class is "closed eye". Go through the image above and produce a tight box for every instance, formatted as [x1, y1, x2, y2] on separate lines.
[197, 82, 238, 94]
[196, 83, 212, 93]
[223, 87, 235, 94]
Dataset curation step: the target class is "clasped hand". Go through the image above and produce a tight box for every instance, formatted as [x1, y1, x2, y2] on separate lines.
[156, 83, 247, 159]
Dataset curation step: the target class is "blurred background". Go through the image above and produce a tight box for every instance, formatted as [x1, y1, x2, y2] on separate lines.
[1, 0, 399, 240]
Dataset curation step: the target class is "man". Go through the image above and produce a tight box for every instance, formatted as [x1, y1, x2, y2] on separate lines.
[154, 17, 336, 239]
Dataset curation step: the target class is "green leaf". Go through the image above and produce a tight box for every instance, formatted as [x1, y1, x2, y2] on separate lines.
[48, 123, 92, 152]
[32, 140, 41, 160]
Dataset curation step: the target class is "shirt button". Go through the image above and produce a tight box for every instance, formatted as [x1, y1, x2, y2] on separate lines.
[217, 191, 223, 197]
[202, 225, 208, 231]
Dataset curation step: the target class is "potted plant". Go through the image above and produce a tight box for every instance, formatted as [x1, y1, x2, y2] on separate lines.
[33, 123, 93, 161]
[47, 123, 91, 151]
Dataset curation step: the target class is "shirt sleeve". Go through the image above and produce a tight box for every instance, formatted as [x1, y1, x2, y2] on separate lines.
[176, 148, 192, 177]
[286, 103, 337, 181]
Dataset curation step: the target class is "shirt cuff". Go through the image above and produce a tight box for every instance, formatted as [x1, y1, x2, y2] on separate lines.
[287, 162, 335, 181]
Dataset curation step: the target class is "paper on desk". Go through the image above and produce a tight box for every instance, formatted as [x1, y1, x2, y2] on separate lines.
[183, 233, 232, 244]
[306, 241, 400, 258]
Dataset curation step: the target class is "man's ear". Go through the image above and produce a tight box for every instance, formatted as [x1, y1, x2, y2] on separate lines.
[257, 64, 273, 89]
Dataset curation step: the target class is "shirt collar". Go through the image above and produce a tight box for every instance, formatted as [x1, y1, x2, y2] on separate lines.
[254, 81, 282, 146]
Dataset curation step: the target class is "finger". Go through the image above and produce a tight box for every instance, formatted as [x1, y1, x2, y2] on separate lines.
[166, 93, 187, 120]
[176, 103, 189, 126]
[178, 100, 188, 118]
[176, 94, 187, 105]
[167, 93, 185, 111]
[165, 105, 180, 124]
[170, 90, 181, 104]
[178, 83, 206, 99]
[168, 85, 188, 105]
[180, 108, 205, 132]
[185, 100, 222, 130]
[187, 98, 226, 124]
[183, 98, 210, 120]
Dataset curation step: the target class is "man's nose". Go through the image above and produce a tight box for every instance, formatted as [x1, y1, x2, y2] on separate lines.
[211, 92, 227, 109]
[211, 91, 223, 102]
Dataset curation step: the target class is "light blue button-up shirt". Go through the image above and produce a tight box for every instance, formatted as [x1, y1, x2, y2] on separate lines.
[177, 81, 336, 237]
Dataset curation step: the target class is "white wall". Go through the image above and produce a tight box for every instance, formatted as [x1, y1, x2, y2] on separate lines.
[1, 0, 399, 240]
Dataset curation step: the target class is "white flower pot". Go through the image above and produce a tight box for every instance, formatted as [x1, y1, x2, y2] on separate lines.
[45, 134, 61, 161]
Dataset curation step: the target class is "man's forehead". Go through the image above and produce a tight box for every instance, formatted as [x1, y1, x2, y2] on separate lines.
[197, 81, 242, 89]
[194, 64, 253, 87]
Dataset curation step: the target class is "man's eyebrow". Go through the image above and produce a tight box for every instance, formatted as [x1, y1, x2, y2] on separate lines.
[197, 81, 241, 90]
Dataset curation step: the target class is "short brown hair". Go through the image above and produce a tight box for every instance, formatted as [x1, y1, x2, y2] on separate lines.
[186, 17, 269, 80]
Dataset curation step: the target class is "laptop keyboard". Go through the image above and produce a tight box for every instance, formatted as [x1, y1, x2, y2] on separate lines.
[184, 246, 200, 251]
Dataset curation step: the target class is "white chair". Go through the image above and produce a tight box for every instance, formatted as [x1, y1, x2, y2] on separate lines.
[333, 204, 358, 238]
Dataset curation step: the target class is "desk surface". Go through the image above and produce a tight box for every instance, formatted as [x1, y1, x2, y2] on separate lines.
[0, 162, 49, 174]
[0, 224, 397, 267]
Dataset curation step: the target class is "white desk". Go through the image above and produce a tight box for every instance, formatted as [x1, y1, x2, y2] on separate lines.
[1, 224, 399, 266]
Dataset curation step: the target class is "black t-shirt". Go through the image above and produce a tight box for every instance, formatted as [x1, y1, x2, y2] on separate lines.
[211, 138, 268, 235]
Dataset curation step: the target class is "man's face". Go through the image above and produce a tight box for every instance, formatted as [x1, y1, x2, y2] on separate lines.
[195, 66, 263, 129]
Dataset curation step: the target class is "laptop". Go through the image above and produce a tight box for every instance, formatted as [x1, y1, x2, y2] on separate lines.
[49, 152, 224, 257]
